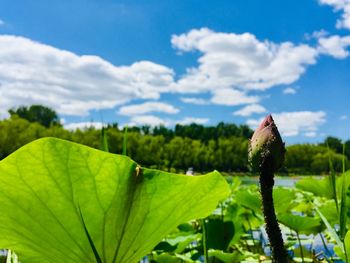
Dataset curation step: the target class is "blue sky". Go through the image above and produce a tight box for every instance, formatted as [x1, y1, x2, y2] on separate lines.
[0, 0, 350, 143]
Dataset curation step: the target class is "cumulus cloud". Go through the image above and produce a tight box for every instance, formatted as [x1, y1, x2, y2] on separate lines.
[64, 122, 105, 130]
[126, 115, 209, 127]
[0, 29, 334, 126]
[0, 35, 174, 118]
[171, 28, 318, 94]
[128, 115, 170, 126]
[118, 101, 179, 116]
[211, 88, 260, 106]
[319, 0, 350, 29]
[180, 97, 209, 105]
[283, 87, 297, 94]
[247, 111, 326, 137]
[304, 131, 317, 137]
[233, 104, 266, 117]
[317, 35, 350, 58]
[304, 29, 330, 40]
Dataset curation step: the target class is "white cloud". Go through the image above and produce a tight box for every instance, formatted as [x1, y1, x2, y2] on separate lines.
[171, 28, 213, 52]
[233, 104, 266, 117]
[171, 28, 318, 95]
[180, 97, 209, 105]
[126, 115, 209, 127]
[283, 87, 297, 94]
[304, 131, 317, 137]
[319, 0, 350, 29]
[118, 101, 179, 116]
[178, 117, 209, 125]
[317, 35, 350, 58]
[128, 115, 170, 127]
[0, 35, 175, 117]
[340, 114, 348, 120]
[210, 88, 260, 106]
[64, 122, 105, 130]
[0, 19, 4, 26]
[0, 30, 336, 127]
[304, 29, 329, 40]
[247, 111, 326, 137]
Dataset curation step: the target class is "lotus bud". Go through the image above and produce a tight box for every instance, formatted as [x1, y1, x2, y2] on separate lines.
[248, 115, 285, 173]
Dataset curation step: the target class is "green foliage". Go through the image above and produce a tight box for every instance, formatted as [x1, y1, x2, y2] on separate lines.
[278, 214, 322, 235]
[100, 127, 109, 152]
[235, 188, 261, 213]
[0, 116, 45, 159]
[174, 122, 253, 141]
[323, 136, 343, 154]
[345, 230, 350, 262]
[8, 105, 60, 128]
[285, 144, 348, 174]
[296, 176, 334, 199]
[208, 249, 244, 263]
[1, 107, 349, 174]
[0, 138, 229, 262]
[340, 168, 349, 240]
[204, 218, 234, 251]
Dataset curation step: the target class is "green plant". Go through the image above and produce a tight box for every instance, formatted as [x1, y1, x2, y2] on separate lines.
[0, 138, 230, 262]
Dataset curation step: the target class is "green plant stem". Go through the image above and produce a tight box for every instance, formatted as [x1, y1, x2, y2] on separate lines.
[327, 146, 339, 214]
[319, 233, 333, 262]
[344, 242, 349, 263]
[220, 201, 224, 221]
[296, 232, 304, 263]
[340, 143, 347, 242]
[201, 219, 209, 263]
[259, 160, 288, 263]
[246, 215, 257, 253]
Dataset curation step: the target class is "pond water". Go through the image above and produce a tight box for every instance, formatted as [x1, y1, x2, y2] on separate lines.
[240, 175, 324, 187]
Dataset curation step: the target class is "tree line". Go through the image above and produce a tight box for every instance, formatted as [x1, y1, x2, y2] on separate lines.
[0, 105, 349, 175]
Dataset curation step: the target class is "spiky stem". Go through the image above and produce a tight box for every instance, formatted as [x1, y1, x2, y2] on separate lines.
[259, 158, 288, 263]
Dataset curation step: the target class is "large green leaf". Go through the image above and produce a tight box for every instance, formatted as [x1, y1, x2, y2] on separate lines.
[273, 187, 297, 214]
[204, 217, 234, 251]
[295, 177, 333, 199]
[235, 188, 261, 213]
[278, 214, 322, 235]
[0, 138, 230, 262]
[208, 249, 244, 263]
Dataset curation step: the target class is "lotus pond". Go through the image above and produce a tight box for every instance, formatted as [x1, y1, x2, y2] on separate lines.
[139, 173, 350, 263]
[0, 138, 349, 262]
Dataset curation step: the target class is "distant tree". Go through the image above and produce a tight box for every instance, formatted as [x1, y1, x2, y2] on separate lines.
[239, 124, 254, 139]
[107, 122, 119, 129]
[135, 135, 165, 168]
[310, 152, 346, 174]
[323, 136, 343, 154]
[164, 137, 184, 172]
[153, 125, 174, 141]
[285, 143, 349, 174]
[345, 140, 350, 160]
[285, 144, 328, 174]
[0, 116, 45, 159]
[127, 126, 141, 133]
[8, 105, 60, 128]
[141, 125, 151, 135]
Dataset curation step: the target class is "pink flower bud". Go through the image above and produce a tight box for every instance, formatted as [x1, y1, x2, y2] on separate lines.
[248, 115, 285, 173]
